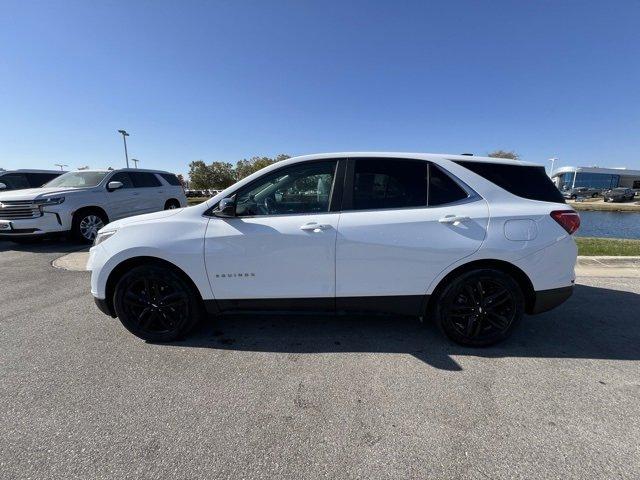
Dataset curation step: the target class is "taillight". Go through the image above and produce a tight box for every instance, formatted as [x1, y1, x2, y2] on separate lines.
[550, 210, 580, 235]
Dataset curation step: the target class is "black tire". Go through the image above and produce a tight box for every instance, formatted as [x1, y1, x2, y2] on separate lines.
[570, 195, 577, 200]
[164, 199, 180, 210]
[72, 209, 107, 244]
[434, 269, 524, 347]
[113, 264, 202, 342]
[592, 193, 599, 198]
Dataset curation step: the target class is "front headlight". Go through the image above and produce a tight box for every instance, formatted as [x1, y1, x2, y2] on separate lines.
[94, 230, 117, 246]
[35, 197, 65, 212]
[36, 197, 65, 206]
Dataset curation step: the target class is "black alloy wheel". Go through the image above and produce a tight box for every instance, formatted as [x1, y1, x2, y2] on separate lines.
[113, 265, 201, 342]
[435, 269, 524, 347]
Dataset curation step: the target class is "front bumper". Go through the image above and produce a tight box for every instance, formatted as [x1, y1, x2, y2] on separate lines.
[0, 212, 68, 237]
[529, 286, 573, 314]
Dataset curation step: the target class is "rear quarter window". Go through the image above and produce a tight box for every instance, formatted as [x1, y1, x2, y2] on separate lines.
[455, 161, 565, 203]
[160, 173, 181, 186]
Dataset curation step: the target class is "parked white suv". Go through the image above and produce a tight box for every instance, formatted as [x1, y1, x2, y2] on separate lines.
[88, 153, 579, 347]
[0, 168, 187, 243]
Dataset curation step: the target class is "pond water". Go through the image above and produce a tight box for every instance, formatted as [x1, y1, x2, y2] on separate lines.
[576, 211, 640, 239]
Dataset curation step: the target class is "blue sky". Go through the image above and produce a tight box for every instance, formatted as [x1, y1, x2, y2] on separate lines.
[1, 0, 639, 175]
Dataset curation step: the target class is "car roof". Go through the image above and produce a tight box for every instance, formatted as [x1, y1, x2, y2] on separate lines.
[68, 168, 174, 174]
[285, 152, 542, 167]
[0, 169, 64, 174]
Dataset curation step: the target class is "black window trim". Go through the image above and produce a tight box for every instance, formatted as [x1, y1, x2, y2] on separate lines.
[340, 157, 480, 213]
[204, 158, 346, 218]
[128, 171, 163, 188]
[107, 171, 134, 189]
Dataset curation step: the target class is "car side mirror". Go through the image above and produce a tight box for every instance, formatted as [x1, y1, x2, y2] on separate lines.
[214, 197, 236, 218]
[0, 182, 6, 190]
[107, 181, 124, 192]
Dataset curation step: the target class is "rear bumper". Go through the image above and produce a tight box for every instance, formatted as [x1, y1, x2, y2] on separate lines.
[529, 286, 573, 314]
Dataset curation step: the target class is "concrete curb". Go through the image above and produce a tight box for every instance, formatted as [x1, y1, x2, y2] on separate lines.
[52, 251, 90, 271]
[576, 256, 640, 268]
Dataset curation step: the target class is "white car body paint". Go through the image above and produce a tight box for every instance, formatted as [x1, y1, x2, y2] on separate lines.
[88, 152, 577, 319]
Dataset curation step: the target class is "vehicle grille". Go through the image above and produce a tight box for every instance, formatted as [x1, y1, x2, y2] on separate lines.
[0, 201, 41, 220]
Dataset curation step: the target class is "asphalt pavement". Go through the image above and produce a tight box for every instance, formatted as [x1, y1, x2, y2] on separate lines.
[1, 239, 639, 479]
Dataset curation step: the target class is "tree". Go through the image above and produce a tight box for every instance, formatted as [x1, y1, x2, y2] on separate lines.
[188, 160, 235, 189]
[209, 161, 236, 188]
[188, 160, 212, 189]
[188, 154, 291, 188]
[488, 150, 520, 160]
[235, 154, 290, 180]
[176, 174, 186, 188]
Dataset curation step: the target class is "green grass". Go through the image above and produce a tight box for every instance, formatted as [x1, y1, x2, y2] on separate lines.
[576, 237, 640, 256]
[187, 197, 209, 206]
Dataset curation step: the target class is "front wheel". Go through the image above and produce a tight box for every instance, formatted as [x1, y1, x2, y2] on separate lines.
[113, 265, 202, 342]
[434, 269, 524, 347]
[72, 210, 107, 243]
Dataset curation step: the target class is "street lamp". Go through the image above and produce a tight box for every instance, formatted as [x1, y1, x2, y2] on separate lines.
[548, 157, 558, 177]
[131, 158, 140, 168]
[117, 129, 130, 168]
[54, 163, 68, 171]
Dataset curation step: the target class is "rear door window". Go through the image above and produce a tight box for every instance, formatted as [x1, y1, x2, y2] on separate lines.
[349, 159, 469, 210]
[130, 172, 162, 188]
[352, 159, 428, 210]
[429, 164, 469, 206]
[455, 161, 565, 203]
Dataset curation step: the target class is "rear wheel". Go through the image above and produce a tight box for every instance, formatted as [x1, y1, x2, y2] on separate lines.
[164, 199, 180, 210]
[72, 209, 106, 243]
[434, 269, 524, 347]
[113, 264, 202, 342]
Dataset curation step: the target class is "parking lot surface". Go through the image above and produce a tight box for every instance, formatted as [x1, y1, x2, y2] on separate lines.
[1, 240, 639, 479]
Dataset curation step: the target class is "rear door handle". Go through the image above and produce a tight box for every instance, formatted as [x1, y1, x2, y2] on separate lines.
[300, 222, 331, 232]
[438, 215, 470, 225]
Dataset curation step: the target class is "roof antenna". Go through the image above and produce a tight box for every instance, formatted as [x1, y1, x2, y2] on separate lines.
[460, 153, 474, 156]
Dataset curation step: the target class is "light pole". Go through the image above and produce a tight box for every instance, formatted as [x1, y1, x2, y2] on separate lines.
[131, 158, 140, 169]
[548, 157, 558, 177]
[54, 163, 68, 171]
[117, 130, 130, 168]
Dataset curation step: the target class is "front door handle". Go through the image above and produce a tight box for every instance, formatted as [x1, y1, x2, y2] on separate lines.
[300, 222, 331, 232]
[438, 215, 470, 225]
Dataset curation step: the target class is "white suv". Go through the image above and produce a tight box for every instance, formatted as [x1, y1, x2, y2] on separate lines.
[88, 153, 579, 347]
[0, 168, 187, 243]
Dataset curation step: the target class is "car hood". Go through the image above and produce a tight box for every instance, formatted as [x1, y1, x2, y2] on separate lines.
[0, 186, 93, 201]
[103, 208, 185, 231]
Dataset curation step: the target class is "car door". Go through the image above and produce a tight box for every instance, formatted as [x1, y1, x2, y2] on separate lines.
[335, 158, 489, 315]
[105, 172, 138, 219]
[129, 172, 164, 213]
[204, 159, 342, 311]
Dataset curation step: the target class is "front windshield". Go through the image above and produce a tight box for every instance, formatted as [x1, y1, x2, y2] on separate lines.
[44, 171, 108, 188]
